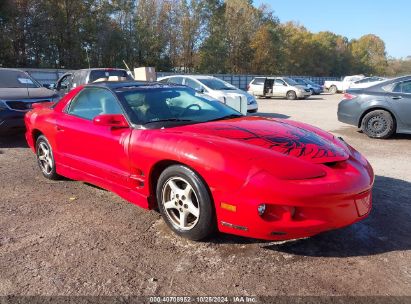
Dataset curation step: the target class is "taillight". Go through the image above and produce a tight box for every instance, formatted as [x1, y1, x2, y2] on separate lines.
[344, 93, 356, 100]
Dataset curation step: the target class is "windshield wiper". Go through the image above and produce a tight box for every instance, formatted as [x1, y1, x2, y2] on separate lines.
[143, 118, 194, 125]
[206, 114, 243, 122]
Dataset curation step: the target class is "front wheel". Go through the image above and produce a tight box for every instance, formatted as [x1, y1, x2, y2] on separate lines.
[36, 135, 60, 180]
[286, 90, 297, 100]
[157, 165, 216, 240]
[361, 110, 395, 139]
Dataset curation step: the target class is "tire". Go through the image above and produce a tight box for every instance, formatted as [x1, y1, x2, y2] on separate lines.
[286, 90, 297, 100]
[361, 110, 395, 139]
[36, 135, 60, 180]
[329, 85, 338, 94]
[156, 165, 216, 241]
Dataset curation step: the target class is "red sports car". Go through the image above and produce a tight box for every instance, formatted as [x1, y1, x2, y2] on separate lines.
[25, 82, 374, 241]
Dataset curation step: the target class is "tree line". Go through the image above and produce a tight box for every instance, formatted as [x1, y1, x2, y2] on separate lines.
[0, 0, 410, 77]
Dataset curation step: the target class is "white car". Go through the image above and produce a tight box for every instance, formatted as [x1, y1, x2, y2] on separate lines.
[157, 75, 258, 113]
[247, 77, 312, 100]
[324, 75, 365, 94]
[348, 76, 386, 89]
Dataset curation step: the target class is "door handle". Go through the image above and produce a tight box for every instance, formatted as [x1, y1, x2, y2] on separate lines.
[391, 96, 403, 100]
[55, 125, 64, 131]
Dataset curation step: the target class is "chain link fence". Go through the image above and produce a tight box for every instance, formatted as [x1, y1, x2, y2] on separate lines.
[22, 68, 341, 90]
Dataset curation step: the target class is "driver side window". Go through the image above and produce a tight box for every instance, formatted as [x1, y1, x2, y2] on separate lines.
[67, 88, 123, 120]
[274, 79, 286, 86]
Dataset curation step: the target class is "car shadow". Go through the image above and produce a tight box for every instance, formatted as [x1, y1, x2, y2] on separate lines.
[211, 175, 411, 257]
[0, 132, 28, 149]
[251, 112, 290, 119]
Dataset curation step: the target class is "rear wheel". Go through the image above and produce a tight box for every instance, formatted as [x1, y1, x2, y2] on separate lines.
[329, 85, 338, 94]
[286, 90, 297, 100]
[36, 135, 60, 180]
[361, 110, 395, 139]
[157, 165, 216, 240]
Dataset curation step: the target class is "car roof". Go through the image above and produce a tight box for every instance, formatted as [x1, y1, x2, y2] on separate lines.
[76, 68, 128, 72]
[84, 81, 187, 91]
[0, 68, 27, 73]
[163, 75, 215, 80]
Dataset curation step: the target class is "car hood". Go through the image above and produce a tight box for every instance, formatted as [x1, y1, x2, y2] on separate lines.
[169, 116, 349, 164]
[0, 87, 55, 100]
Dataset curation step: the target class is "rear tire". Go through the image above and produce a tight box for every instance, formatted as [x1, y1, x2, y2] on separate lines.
[361, 110, 395, 139]
[156, 165, 216, 241]
[36, 135, 60, 180]
[329, 85, 338, 94]
[286, 90, 297, 100]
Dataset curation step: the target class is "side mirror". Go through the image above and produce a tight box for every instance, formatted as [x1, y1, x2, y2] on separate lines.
[196, 87, 205, 93]
[93, 114, 129, 128]
[42, 83, 51, 89]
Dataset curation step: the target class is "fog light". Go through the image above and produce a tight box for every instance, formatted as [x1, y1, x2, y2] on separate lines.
[257, 204, 266, 216]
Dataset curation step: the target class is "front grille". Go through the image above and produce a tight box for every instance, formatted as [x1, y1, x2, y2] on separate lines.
[6, 100, 50, 111]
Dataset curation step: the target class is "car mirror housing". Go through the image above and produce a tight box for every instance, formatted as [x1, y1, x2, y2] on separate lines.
[93, 114, 129, 128]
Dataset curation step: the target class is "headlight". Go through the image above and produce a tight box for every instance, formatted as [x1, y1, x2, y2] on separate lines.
[246, 95, 256, 105]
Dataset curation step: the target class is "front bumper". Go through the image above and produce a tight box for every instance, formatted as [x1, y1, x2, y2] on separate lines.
[247, 103, 258, 112]
[214, 154, 374, 241]
[296, 91, 312, 98]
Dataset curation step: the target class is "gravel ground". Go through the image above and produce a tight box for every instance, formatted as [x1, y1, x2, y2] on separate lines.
[0, 93, 410, 297]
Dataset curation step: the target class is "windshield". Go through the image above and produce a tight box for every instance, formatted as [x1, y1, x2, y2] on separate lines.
[305, 79, 319, 86]
[283, 78, 298, 86]
[116, 87, 242, 127]
[197, 78, 235, 90]
[0, 70, 41, 88]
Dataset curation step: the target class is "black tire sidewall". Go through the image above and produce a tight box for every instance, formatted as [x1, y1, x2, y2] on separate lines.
[156, 165, 215, 241]
[361, 110, 395, 139]
[36, 135, 59, 180]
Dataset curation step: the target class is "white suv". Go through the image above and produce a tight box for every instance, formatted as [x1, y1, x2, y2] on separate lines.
[158, 75, 258, 113]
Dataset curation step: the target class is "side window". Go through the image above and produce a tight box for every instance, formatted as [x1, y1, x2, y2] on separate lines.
[168, 77, 183, 85]
[58, 74, 72, 89]
[67, 88, 123, 120]
[184, 78, 202, 91]
[394, 81, 411, 94]
[159, 78, 169, 83]
[252, 78, 265, 85]
[402, 81, 411, 93]
[274, 79, 286, 86]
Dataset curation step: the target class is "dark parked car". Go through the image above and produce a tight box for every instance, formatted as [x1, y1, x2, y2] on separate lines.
[0, 68, 57, 135]
[338, 75, 411, 139]
[51, 68, 134, 97]
[292, 78, 324, 95]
